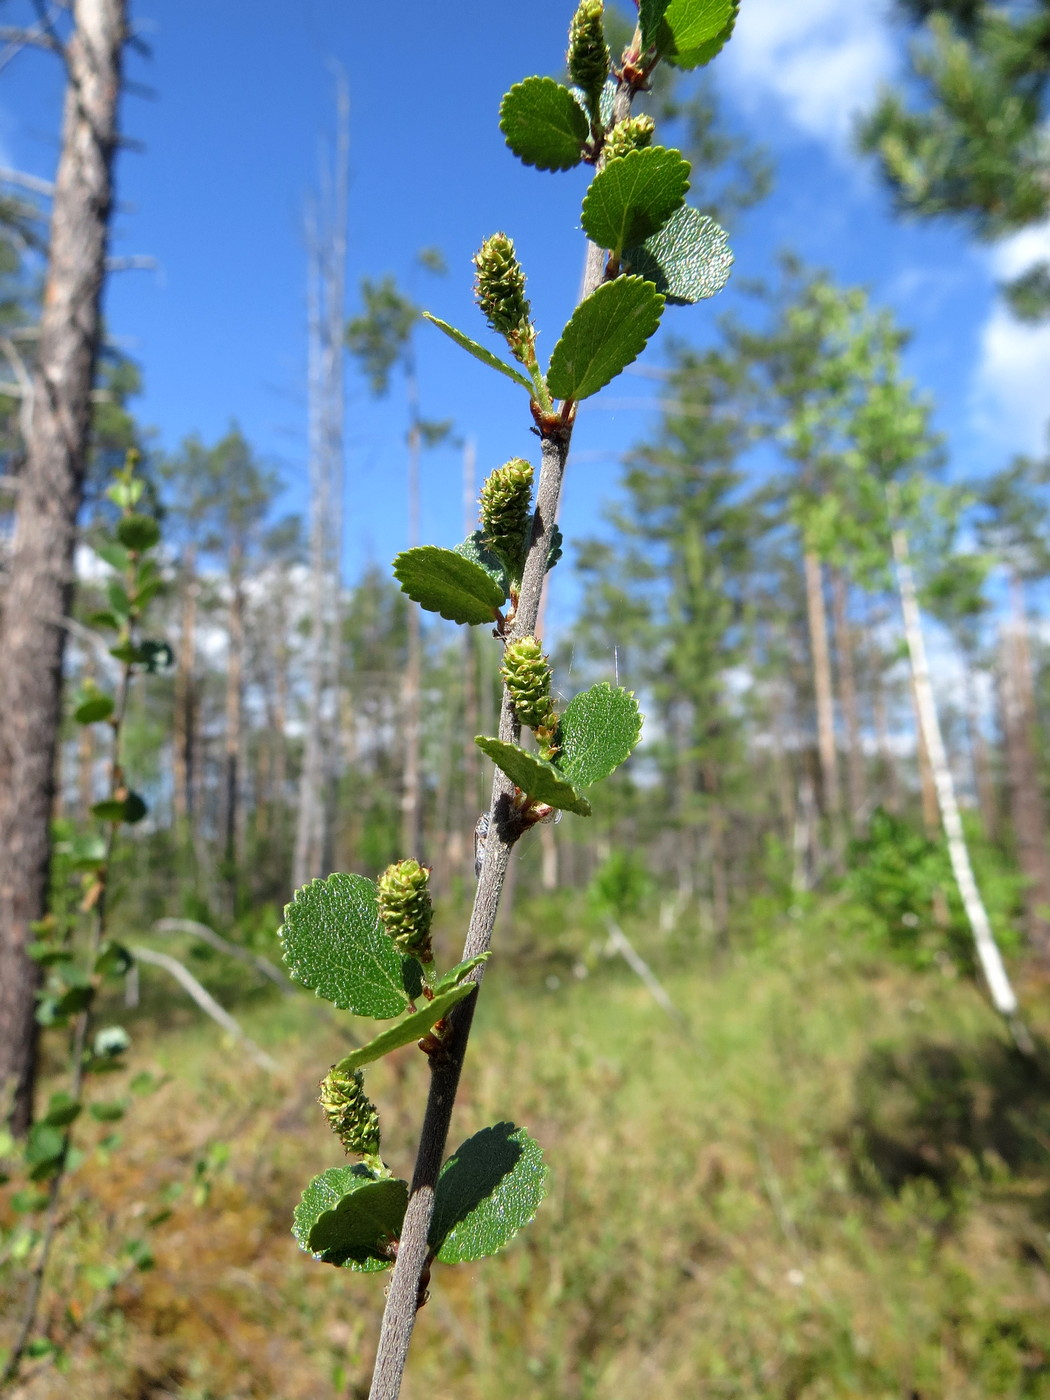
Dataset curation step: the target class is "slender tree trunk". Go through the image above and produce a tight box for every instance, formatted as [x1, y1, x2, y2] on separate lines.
[892, 523, 1028, 1042]
[802, 549, 840, 819]
[401, 405, 425, 859]
[173, 546, 198, 830]
[830, 566, 865, 822]
[1000, 581, 1050, 961]
[78, 656, 96, 818]
[462, 439, 480, 822]
[0, 0, 125, 1135]
[294, 85, 348, 887]
[964, 661, 997, 842]
[223, 565, 245, 910]
[294, 223, 331, 889]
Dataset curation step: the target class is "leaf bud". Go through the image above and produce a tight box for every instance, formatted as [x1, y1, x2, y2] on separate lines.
[473, 233, 534, 363]
[603, 114, 656, 164]
[377, 859, 434, 963]
[567, 0, 610, 111]
[318, 1066, 381, 1158]
[501, 635, 557, 734]
[479, 458, 533, 578]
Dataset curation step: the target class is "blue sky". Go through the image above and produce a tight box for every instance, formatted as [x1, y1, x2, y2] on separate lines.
[3, 0, 1049, 622]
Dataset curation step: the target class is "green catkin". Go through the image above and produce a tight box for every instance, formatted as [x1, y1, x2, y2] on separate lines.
[479, 459, 533, 577]
[567, 0, 610, 113]
[377, 859, 434, 963]
[318, 1067, 381, 1158]
[603, 114, 656, 163]
[473, 233, 533, 363]
[501, 635, 558, 737]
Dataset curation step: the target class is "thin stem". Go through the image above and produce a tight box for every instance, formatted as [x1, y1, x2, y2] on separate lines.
[366, 66, 638, 1400]
[1, 570, 137, 1390]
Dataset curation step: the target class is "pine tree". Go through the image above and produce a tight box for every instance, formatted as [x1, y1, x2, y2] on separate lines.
[859, 0, 1050, 320]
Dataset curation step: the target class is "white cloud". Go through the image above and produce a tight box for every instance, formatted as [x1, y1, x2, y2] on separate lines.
[721, 0, 895, 146]
[972, 223, 1050, 453]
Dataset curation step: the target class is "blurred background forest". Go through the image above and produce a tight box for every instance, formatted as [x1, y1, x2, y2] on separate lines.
[3, 0, 1050, 1397]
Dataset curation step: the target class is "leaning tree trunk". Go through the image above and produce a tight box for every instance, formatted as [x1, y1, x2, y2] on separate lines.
[0, 0, 125, 1136]
[891, 523, 1030, 1047]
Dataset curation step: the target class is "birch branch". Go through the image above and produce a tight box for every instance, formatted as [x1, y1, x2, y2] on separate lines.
[366, 70, 639, 1400]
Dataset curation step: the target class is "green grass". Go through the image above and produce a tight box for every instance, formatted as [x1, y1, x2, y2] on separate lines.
[4, 896, 1050, 1398]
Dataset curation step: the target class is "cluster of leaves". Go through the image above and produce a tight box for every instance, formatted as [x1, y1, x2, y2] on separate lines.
[285, 0, 738, 1306]
[281, 871, 547, 1271]
[424, 0, 734, 413]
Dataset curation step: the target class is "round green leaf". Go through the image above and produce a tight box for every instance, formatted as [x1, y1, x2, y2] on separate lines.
[94, 542, 130, 574]
[557, 683, 643, 789]
[657, 0, 738, 67]
[73, 692, 114, 724]
[293, 1166, 406, 1271]
[430, 1123, 548, 1265]
[89, 1100, 125, 1123]
[115, 513, 161, 552]
[581, 147, 690, 256]
[42, 1092, 81, 1128]
[280, 873, 408, 1019]
[499, 77, 589, 171]
[25, 1123, 65, 1170]
[547, 276, 665, 402]
[624, 207, 733, 304]
[475, 737, 592, 816]
[393, 547, 507, 626]
[91, 792, 147, 825]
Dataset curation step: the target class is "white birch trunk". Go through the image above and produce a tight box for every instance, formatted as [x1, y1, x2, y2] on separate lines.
[891, 524, 1028, 1040]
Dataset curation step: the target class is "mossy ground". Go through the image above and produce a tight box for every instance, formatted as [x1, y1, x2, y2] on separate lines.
[3, 897, 1050, 1398]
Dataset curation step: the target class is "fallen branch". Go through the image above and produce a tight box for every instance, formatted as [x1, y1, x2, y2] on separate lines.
[129, 947, 280, 1073]
[151, 917, 291, 995]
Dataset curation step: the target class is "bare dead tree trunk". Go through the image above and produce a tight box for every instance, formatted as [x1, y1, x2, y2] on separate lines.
[830, 566, 865, 823]
[892, 522, 1029, 1045]
[293, 79, 348, 889]
[0, 0, 126, 1135]
[1000, 581, 1050, 961]
[802, 549, 840, 820]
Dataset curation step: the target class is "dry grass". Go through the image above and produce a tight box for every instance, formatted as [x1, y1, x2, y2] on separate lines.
[3, 899, 1050, 1399]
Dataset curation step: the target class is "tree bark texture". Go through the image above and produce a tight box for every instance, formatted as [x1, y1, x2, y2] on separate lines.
[802, 550, 841, 819]
[0, 0, 125, 1135]
[172, 546, 197, 828]
[1000, 602, 1050, 961]
[223, 564, 245, 907]
[830, 566, 865, 822]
